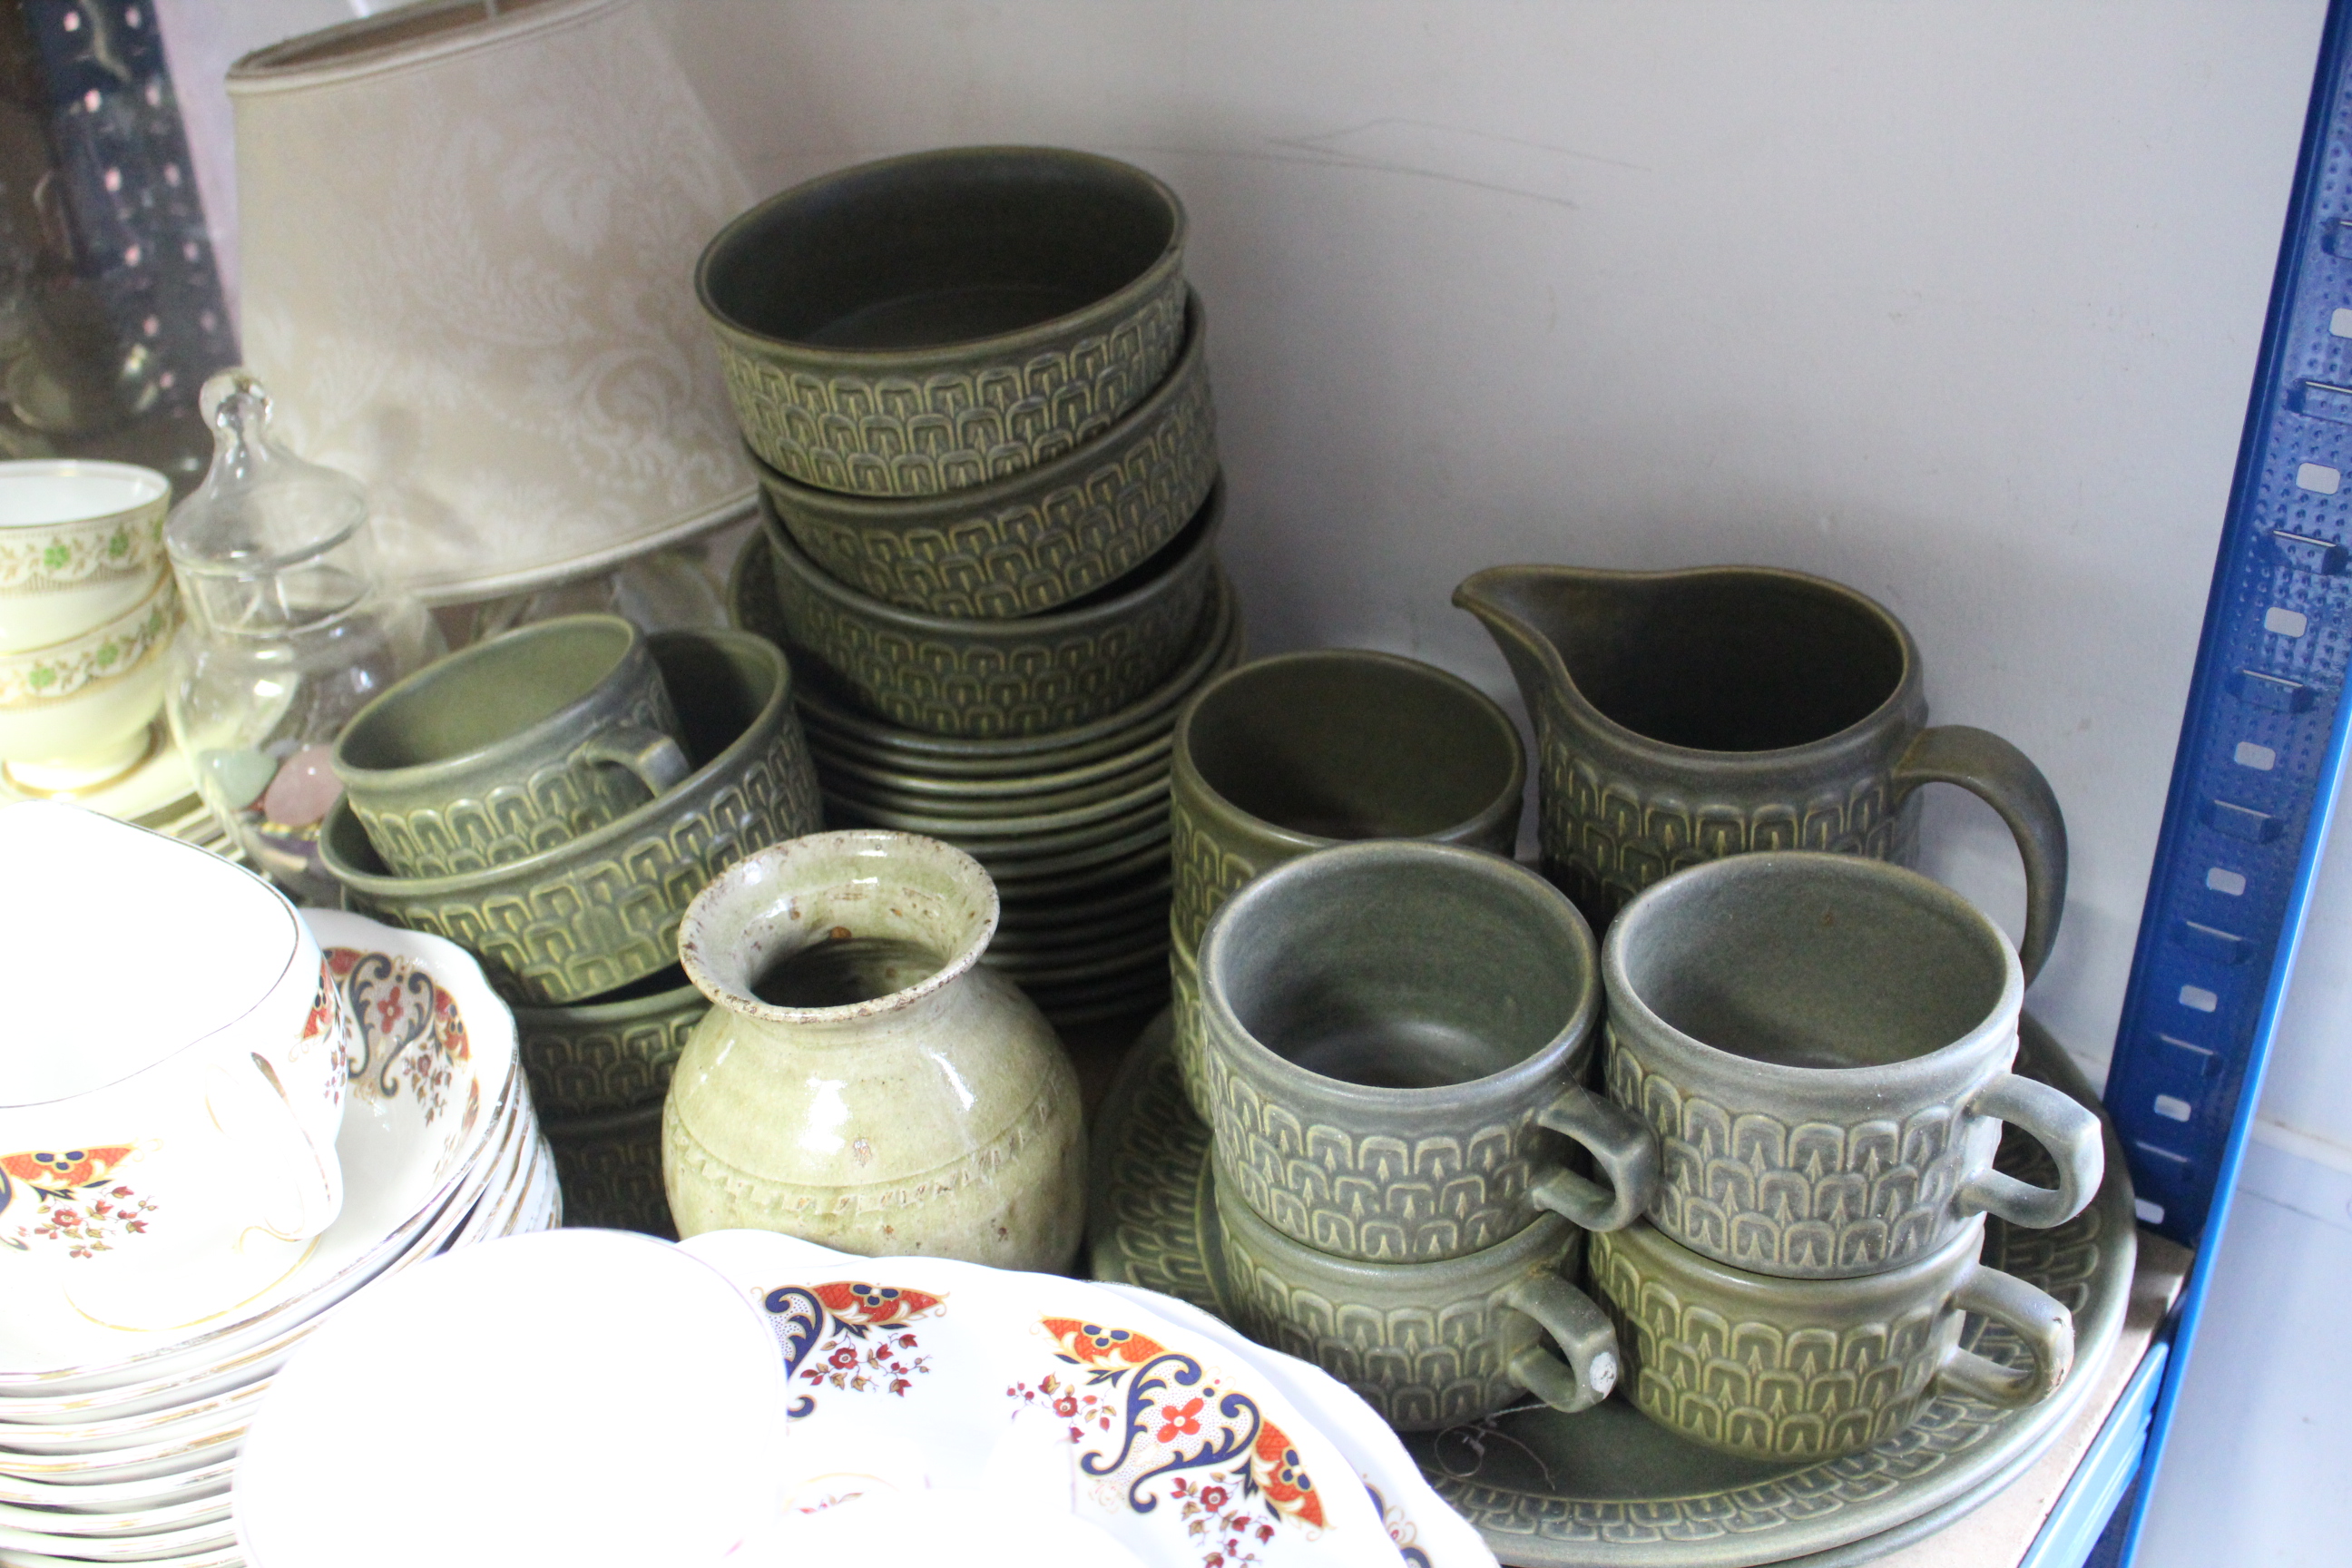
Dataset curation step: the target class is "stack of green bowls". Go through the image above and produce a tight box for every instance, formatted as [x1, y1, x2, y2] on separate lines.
[700, 146, 1240, 1026]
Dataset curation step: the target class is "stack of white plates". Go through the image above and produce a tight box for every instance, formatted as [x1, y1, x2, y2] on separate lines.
[0, 912, 550, 1568]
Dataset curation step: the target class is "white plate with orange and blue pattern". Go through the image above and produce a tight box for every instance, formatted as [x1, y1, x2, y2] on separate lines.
[680, 1228, 1406, 1568]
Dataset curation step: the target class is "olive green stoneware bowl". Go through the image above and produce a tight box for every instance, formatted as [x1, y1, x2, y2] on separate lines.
[512, 965, 709, 1119]
[321, 630, 822, 1006]
[699, 145, 1188, 499]
[758, 291, 1216, 618]
[732, 538, 1240, 773]
[763, 478, 1222, 738]
[544, 1102, 674, 1240]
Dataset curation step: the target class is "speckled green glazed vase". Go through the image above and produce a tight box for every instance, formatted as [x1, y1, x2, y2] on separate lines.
[1214, 1171, 1618, 1432]
[698, 145, 1187, 498]
[334, 614, 691, 879]
[1590, 1216, 2074, 1462]
[1454, 564, 2068, 979]
[663, 830, 1086, 1270]
[1198, 838, 1657, 1263]
[1601, 851, 2103, 1279]
[757, 292, 1217, 618]
[1168, 649, 1524, 1114]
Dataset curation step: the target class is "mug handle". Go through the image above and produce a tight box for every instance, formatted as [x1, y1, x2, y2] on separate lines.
[205, 1054, 343, 1246]
[1531, 1084, 1660, 1233]
[1499, 1273, 1620, 1415]
[1890, 724, 2070, 983]
[1955, 1073, 2105, 1230]
[573, 723, 693, 799]
[1932, 1260, 2075, 1407]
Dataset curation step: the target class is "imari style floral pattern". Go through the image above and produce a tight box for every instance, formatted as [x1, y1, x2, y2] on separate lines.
[0, 1146, 154, 1257]
[295, 961, 356, 1111]
[761, 1280, 945, 1416]
[1011, 1317, 1330, 1568]
[327, 946, 476, 1137]
[0, 574, 176, 705]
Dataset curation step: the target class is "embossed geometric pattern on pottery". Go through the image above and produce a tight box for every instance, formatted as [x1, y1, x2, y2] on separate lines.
[548, 1127, 672, 1238]
[1096, 1044, 1221, 1313]
[778, 366, 1216, 617]
[1210, 1050, 1545, 1262]
[1169, 800, 1259, 955]
[720, 279, 1187, 497]
[347, 725, 820, 1005]
[1425, 1135, 2107, 1548]
[1589, 1232, 1951, 1460]
[1604, 1031, 1968, 1276]
[353, 689, 684, 878]
[773, 554, 1208, 738]
[1535, 733, 1902, 919]
[1219, 1233, 1535, 1431]
[521, 1000, 708, 1119]
[665, 1068, 1075, 1219]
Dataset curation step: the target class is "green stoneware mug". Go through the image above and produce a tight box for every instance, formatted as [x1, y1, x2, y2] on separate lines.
[334, 614, 691, 879]
[1602, 851, 2104, 1279]
[1169, 649, 1525, 1114]
[1198, 838, 1659, 1263]
[1214, 1168, 1619, 1432]
[1590, 1216, 2074, 1462]
[1455, 564, 2068, 980]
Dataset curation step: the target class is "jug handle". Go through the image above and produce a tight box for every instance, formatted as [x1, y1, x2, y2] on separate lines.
[573, 724, 692, 799]
[1532, 1084, 1660, 1233]
[203, 1054, 342, 1247]
[1891, 725, 2069, 983]
[1499, 1273, 1620, 1415]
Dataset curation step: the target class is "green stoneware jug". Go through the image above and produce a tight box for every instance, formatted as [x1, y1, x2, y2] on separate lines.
[1454, 564, 2068, 979]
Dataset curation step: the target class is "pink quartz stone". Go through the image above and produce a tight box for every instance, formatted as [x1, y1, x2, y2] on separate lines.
[262, 744, 342, 827]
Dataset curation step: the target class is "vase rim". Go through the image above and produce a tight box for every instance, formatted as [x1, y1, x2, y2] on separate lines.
[678, 829, 1000, 1025]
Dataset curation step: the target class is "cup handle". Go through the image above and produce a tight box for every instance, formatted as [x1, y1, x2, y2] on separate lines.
[1955, 1072, 2105, 1230]
[573, 723, 693, 799]
[1890, 724, 2070, 984]
[1499, 1273, 1621, 1414]
[1531, 1084, 1660, 1233]
[1932, 1260, 2075, 1407]
[205, 1054, 342, 1246]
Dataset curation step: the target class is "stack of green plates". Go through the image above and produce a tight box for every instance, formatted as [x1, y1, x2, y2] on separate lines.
[730, 530, 1242, 1026]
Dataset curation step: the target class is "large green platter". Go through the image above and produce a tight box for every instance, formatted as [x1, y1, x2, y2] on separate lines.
[1088, 1011, 2136, 1568]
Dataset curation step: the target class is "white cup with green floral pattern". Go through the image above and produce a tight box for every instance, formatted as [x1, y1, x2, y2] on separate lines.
[0, 461, 172, 655]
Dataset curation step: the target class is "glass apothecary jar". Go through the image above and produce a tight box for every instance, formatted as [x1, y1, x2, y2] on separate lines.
[163, 369, 442, 902]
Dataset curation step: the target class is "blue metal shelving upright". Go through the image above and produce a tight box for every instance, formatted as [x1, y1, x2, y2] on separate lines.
[2081, 0, 2352, 1559]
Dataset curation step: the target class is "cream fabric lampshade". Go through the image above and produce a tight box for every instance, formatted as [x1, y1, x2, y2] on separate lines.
[227, 0, 754, 603]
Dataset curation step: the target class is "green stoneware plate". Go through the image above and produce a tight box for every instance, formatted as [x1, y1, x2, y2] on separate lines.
[818, 795, 1165, 867]
[816, 770, 1169, 838]
[756, 292, 1216, 619]
[808, 727, 1173, 804]
[698, 146, 1189, 500]
[732, 536, 1240, 774]
[990, 903, 1170, 958]
[761, 482, 1220, 739]
[1087, 1012, 2139, 1568]
[984, 936, 1170, 986]
[813, 749, 1172, 820]
[999, 872, 1172, 927]
[986, 840, 1176, 902]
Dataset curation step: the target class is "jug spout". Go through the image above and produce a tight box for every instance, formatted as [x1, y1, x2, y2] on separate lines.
[1451, 564, 1614, 725]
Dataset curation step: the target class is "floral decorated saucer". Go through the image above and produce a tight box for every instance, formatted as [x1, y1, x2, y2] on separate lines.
[1098, 1284, 1495, 1568]
[679, 1228, 1405, 1568]
[1088, 1013, 2138, 1568]
[0, 911, 517, 1397]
